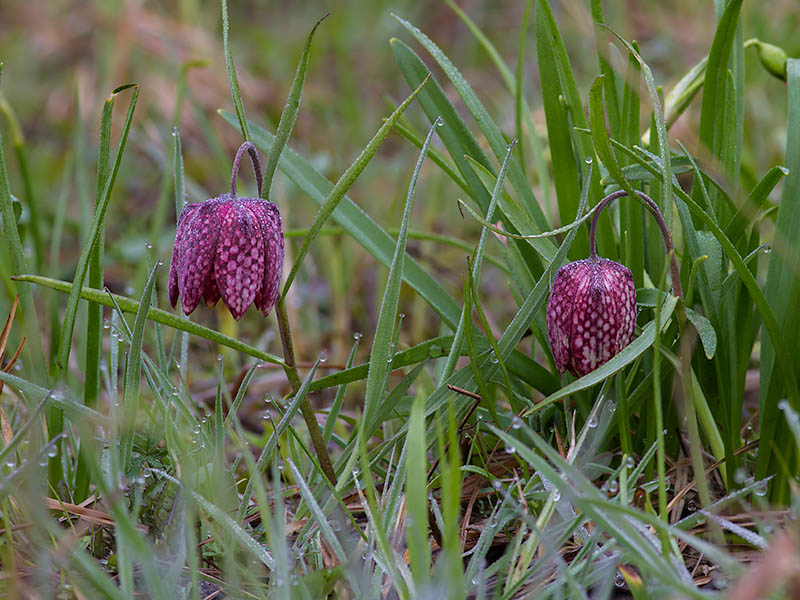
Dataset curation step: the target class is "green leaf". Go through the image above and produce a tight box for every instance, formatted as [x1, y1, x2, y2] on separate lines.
[55, 84, 139, 381]
[120, 262, 160, 472]
[696, 0, 743, 220]
[221, 0, 248, 140]
[281, 75, 429, 297]
[686, 307, 718, 359]
[14, 274, 285, 366]
[362, 119, 438, 437]
[262, 15, 328, 200]
[758, 58, 800, 487]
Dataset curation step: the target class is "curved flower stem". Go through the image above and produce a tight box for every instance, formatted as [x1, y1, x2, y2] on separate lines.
[275, 295, 338, 485]
[590, 191, 718, 541]
[231, 141, 263, 198]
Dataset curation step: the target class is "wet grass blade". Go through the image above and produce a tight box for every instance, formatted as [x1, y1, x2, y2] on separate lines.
[120, 263, 160, 472]
[262, 15, 327, 200]
[15, 275, 285, 366]
[362, 118, 438, 437]
[281, 75, 429, 297]
[55, 83, 138, 381]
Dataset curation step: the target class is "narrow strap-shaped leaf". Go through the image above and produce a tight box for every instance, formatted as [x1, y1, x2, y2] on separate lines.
[120, 263, 160, 471]
[362, 119, 438, 437]
[262, 15, 328, 200]
[221, 0, 248, 140]
[757, 58, 800, 485]
[393, 14, 552, 236]
[281, 75, 429, 297]
[15, 275, 285, 366]
[55, 84, 139, 381]
[696, 0, 743, 221]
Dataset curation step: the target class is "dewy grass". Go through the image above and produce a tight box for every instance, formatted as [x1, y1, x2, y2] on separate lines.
[1, 0, 800, 597]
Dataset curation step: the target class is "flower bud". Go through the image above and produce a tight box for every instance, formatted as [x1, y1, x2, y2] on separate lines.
[754, 40, 787, 82]
[546, 258, 636, 377]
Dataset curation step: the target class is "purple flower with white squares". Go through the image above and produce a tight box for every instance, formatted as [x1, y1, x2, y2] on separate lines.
[168, 142, 284, 320]
[546, 257, 636, 378]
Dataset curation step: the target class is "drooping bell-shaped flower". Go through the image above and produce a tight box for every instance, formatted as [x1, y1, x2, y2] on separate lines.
[546, 257, 636, 377]
[168, 142, 284, 320]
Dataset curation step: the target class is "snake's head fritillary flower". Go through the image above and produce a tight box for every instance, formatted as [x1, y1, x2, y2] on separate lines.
[168, 142, 284, 320]
[546, 257, 636, 377]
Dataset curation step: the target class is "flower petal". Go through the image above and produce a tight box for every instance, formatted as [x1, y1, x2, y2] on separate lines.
[243, 199, 284, 315]
[213, 201, 265, 319]
[547, 261, 582, 373]
[178, 199, 224, 315]
[169, 203, 201, 308]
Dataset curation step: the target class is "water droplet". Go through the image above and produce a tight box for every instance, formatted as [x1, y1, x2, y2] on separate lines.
[609, 480, 618, 494]
[436, 120, 445, 127]
[5, 461, 16, 469]
[734, 468, 747, 484]
[398, 313, 405, 319]
[504, 445, 516, 454]
[255, 361, 264, 368]
[687, 500, 696, 512]
[585, 156, 593, 164]
[156, 260, 164, 267]
[319, 352, 327, 364]
[552, 490, 561, 501]
[587, 415, 598, 428]
[600, 482, 609, 494]
[264, 394, 273, 404]
[606, 400, 617, 413]
[353, 332, 363, 341]
[614, 571, 625, 588]
[662, 429, 668, 436]
[330, 519, 341, 531]
[755, 481, 768, 497]
[489, 351, 499, 364]
[493, 480, 502, 489]
[103, 320, 111, 329]
[144, 242, 153, 250]
[625, 456, 635, 469]
[511, 416, 523, 430]
[47, 449, 57, 458]
[217, 354, 223, 362]
[763, 246, 772, 254]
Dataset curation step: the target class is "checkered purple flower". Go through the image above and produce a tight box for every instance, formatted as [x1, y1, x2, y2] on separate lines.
[546, 258, 636, 378]
[168, 142, 284, 320]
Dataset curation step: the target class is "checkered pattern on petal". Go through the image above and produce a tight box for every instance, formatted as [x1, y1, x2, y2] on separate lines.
[169, 203, 201, 308]
[243, 199, 284, 316]
[546, 258, 636, 378]
[213, 201, 266, 319]
[178, 199, 224, 315]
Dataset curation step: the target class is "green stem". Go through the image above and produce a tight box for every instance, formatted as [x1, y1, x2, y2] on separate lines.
[275, 295, 337, 485]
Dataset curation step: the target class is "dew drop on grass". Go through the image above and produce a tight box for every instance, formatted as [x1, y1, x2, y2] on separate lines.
[511, 416, 523, 430]
[585, 156, 593, 164]
[489, 351, 499, 364]
[216, 354, 223, 363]
[103, 320, 111, 329]
[687, 500, 696, 512]
[614, 572, 625, 588]
[608, 480, 618, 494]
[145, 242, 153, 250]
[755, 481, 768, 497]
[587, 415, 598, 428]
[552, 490, 561, 501]
[625, 456, 635, 469]
[353, 332, 363, 341]
[319, 352, 327, 364]
[734, 468, 747, 484]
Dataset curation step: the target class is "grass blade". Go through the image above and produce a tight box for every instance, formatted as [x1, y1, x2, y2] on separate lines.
[281, 75, 429, 297]
[262, 14, 328, 200]
[362, 118, 438, 436]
